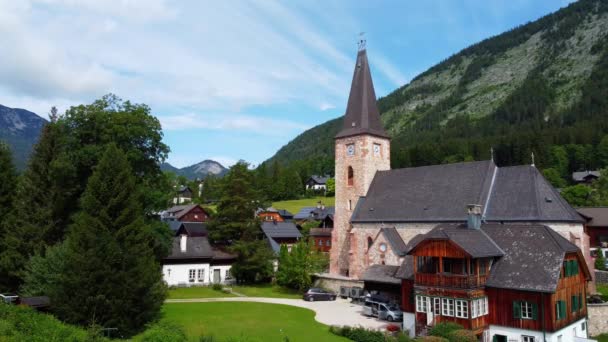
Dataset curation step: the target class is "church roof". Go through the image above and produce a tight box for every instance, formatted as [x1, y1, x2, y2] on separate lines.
[351, 160, 582, 223]
[335, 49, 389, 139]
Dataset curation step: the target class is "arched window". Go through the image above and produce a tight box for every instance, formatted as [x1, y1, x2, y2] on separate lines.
[348, 166, 354, 186]
[367, 237, 373, 250]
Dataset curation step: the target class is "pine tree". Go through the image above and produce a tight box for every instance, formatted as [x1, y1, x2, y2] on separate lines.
[0, 122, 75, 290]
[52, 144, 165, 336]
[0, 143, 17, 291]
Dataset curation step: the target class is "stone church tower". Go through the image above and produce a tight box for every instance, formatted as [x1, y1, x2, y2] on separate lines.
[329, 46, 390, 277]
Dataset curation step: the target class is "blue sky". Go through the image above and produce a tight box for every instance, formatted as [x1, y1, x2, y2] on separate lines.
[0, 0, 574, 168]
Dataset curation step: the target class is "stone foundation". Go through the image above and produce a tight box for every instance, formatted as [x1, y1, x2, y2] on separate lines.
[588, 302, 608, 336]
[596, 270, 608, 285]
[313, 273, 364, 293]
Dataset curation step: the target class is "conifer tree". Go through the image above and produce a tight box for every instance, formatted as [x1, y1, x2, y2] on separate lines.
[52, 144, 165, 336]
[0, 142, 16, 223]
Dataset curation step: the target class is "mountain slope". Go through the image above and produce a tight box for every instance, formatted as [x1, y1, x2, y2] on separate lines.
[161, 160, 228, 180]
[0, 105, 47, 169]
[266, 0, 608, 173]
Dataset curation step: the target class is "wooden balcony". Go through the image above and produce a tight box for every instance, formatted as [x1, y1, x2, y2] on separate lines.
[415, 273, 488, 289]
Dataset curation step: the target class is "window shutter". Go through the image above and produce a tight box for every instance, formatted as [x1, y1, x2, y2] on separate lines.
[556, 302, 560, 319]
[565, 261, 571, 276]
[532, 303, 538, 320]
[513, 301, 521, 319]
[579, 294, 583, 311]
[572, 296, 577, 312]
[574, 260, 579, 275]
[560, 301, 566, 319]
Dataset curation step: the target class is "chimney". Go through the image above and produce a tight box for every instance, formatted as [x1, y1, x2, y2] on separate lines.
[180, 234, 187, 252]
[466, 204, 482, 230]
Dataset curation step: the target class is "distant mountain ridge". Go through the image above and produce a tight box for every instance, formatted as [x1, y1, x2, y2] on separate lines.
[264, 0, 608, 172]
[161, 160, 228, 180]
[0, 104, 47, 169]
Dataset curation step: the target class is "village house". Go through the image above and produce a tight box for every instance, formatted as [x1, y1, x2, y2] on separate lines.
[578, 207, 608, 259]
[261, 220, 302, 253]
[161, 203, 210, 223]
[162, 222, 236, 286]
[173, 185, 193, 204]
[572, 171, 601, 184]
[309, 228, 332, 252]
[294, 203, 334, 228]
[395, 206, 591, 341]
[256, 207, 294, 222]
[321, 44, 595, 340]
[305, 175, 331, 191]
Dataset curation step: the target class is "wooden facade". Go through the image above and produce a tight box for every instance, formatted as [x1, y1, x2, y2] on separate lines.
[179, 205, 209, 223]
[258, 212, 284, 222]
[404, 238, 589, 337]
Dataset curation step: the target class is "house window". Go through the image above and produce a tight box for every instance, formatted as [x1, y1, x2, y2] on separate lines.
[472, 298, 487, 318]
[373, 143, 381, 156]
[483, 297, 489, 315]
[197, 269, 205, 282]
[472, 299, 478, 318]
[188, 269, 196, 283]
[514, 301, 537, 320]
[433, 298, 441, 316]
[347, 166, 354, 186]
[564, 260, 579, 277]
[327, 239, 331, 247]
[455, 300, 468, 318]
[225, 269, 232, 280]
[367, 237, 373, 250]
[479, 259, 487, 276]
[522, 336, 535, 342]
[348, 200, 352, 211]
[556, 300, 566, 320]
[557, 335, 562, 342]
[582, 322, 586, 331]
[442, 298, 454, 316]
[416, 296, 427, 313]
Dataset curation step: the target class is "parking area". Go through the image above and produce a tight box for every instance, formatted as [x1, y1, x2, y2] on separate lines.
[166, 297, 392, 330]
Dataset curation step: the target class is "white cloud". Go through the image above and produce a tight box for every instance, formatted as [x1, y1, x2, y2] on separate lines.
[371, 53, 409, 87]
[158, 113, 309, 136]
[320, 102, 336, 111]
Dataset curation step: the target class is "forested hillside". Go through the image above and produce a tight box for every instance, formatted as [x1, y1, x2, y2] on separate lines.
[264, 0, 608, 184]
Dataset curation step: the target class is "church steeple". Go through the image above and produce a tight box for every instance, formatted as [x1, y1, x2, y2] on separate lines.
[335, 48, 389, 139]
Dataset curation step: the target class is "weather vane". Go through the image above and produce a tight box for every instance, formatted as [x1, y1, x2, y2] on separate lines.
[358, 32, 366, 51]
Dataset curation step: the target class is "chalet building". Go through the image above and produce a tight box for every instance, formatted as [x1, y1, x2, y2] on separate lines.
[162, 223, 236, 286]
[310, 228, 332, 252]
[294, 204, 335, 228]
[173, 185, 193, 204]
[161, 204, 209, 223]
[261, 221, 302, 253]
[578, 207, 608, 248]
[395, 206, 592, 341]
[572, 171, 601, 184]
[305, 175, 331, 191]
[256, 207, 294, 222]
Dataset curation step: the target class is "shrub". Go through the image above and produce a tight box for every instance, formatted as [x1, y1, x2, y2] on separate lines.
[212, 283, 223, 291]
[330, 325, 404, 342]
[595, 251, 606, 270]
[428, 322, 463, 339]
[447, 329, 477, 342]
[137, 321, 187, 342]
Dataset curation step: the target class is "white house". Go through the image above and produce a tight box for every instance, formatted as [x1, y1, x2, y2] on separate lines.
[162, 226, 236, 286]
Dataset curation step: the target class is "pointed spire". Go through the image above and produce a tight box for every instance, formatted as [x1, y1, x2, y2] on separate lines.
[335, 46, 389, 139]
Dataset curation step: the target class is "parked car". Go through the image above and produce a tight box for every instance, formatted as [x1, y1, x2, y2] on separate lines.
[0, 294, 19, 304]
[303, 288, 336, 302]
[0, 293, 50, 310]
[363, 299, 403, 322]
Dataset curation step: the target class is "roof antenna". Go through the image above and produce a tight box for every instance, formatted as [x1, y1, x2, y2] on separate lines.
[358, 32, 366, 51]
[531, 152, 535, 167]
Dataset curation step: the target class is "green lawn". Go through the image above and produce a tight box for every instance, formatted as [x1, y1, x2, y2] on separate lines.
[161, 302, 347, 342]
[272, 196, 335, 215]
[168, 284, 301, 300]
[594, 334, 608, 342]
[168, 286, 236, 299]
[231, 284, 301, 299]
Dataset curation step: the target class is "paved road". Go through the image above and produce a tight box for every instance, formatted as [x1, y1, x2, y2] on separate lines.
[166, 297, 390, 330]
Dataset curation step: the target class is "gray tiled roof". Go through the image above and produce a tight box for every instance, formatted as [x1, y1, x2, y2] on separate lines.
[176, 222, 208, 237]
[410, 224, 504, 258]
[577, 207, 608, 227]
[380, 228, 408, 256]
[308, 176, 330, 185]
[261, 221, 302, 239]
[267, 237, 281, 254]
[352, 160, 582, 223]
[572, 170, 601, 182]
[395, 256, 414, 280]
[361, 264, 401, 284]
[335, 49, 389, 139]
[483, 224, 583, 292]
[294, 207, 316, 220]
[165, 236, 213, 260]
[309, 228, 332, 237]
[293, 206, 335, 221]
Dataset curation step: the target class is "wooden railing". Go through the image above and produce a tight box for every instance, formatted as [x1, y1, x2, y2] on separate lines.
[415, 273, 488, 289]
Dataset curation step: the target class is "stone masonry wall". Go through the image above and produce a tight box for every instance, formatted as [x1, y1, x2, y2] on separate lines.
[330, 135, 390, 277]
[596, 270, 608, 284]
[588, 303, 608, 336]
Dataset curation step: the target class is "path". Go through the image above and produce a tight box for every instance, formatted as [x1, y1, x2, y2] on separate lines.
[166, 297, 389, 330]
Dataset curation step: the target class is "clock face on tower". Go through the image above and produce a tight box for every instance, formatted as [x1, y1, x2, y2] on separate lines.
[379, 243, 387, 252]
[347, 144, 355, 156]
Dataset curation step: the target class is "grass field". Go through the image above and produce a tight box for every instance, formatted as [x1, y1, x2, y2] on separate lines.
[162, 302, 347, 342]
[168, 284, 301, 300]
[595, 334, 608, 342]
[272, 196, 335, 215]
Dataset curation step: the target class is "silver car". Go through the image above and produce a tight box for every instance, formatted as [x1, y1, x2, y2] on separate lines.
[363, 300, 403, 322]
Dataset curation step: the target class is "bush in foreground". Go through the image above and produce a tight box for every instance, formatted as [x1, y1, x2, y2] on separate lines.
[428, 322, 463, 339]
[446, 329, 477, 342]
[329, 325, 413, 342]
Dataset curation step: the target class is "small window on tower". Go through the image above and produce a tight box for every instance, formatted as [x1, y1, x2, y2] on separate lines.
[348, 166, 354, 186]
[373, 143, 381, 156]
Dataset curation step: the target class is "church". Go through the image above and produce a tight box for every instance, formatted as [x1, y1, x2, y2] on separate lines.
[328, 44, 593, 289]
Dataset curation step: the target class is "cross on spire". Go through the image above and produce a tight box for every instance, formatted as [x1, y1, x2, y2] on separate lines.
[358, 32, 366, 51]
